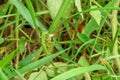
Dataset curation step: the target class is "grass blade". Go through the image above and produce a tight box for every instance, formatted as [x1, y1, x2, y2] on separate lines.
[49, 0, 71, 33]
[25, 0, 36, 27]
[0, 68, 8, 80]
[19, 50, 38, 67]
[51, 65, 106, 80]
[0, 49, 17, 68]
[10, 0, 34, 27]
[10, 0, 46, 31]
[19, 47, 70, 73]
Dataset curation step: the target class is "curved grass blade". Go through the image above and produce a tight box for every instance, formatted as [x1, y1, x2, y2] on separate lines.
[0, 68, 8, 80]
[49, 0, 71, 33]
[19, 50, 38, 67]
[10, 0, 34, 27]
[82, 0, 118, 37]
[10, 0, 46, 31]
[0, 49, 17, 68]
[51, 65, 106, 80]
[19, 47, 70, 73]
[25, 0, 36, 27]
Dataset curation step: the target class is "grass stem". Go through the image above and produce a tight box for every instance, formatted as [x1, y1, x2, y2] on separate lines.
[111, 0, 120, 73]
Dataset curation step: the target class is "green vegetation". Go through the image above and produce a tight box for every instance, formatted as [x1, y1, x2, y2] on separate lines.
[0, 0, 120, 80]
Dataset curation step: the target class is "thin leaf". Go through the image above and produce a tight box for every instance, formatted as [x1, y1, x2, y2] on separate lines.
[73, 39, 95, 60]
[82, 0, 118, 37]
[0, 68, 8, 80]
[19, 47, 70, 73]
[75, 0, 84, 19]
[90, 6, 101, 26]
[13, 69, 26, 80]
[25, 0, 37, 27]
[49, 0, 71, 33]
[19, 38, 25, 54]
[46, 62, 68, 77]
[51, 65, 106, 80]
[47, 0, 63, 20]
[19, 50, 38, 67]
[54, 39, 69, 61]
[10, 0, 34, 27]
[0, 49, 17, 68]
[0, 37, 4, 44]
[77, 33, 90, 43]
[10, 0, 47, 31]
[82, 19, 99, 37]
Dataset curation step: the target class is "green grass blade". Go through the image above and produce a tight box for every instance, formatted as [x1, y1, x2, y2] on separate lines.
[19, 50, 38, 67]
[13, 69, 26, 80]
[0, 49, 17, 68]
[82, 19, 99, 37]
[0, 68, 8, 80]
[73, 39, 95, 61]
[10, 0, 34, 27]
[54, 39, 69, 61]
[25, 0, 36, 25]
[19, 47, 70, 73]
[10, 0, 47, 31]
[49, 0, 71, 33]
[82, 0, 118, 37]
[51, 65, 106, 80]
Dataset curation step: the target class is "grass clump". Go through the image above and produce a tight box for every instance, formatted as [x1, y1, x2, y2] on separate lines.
[0, 0, 120, 80]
